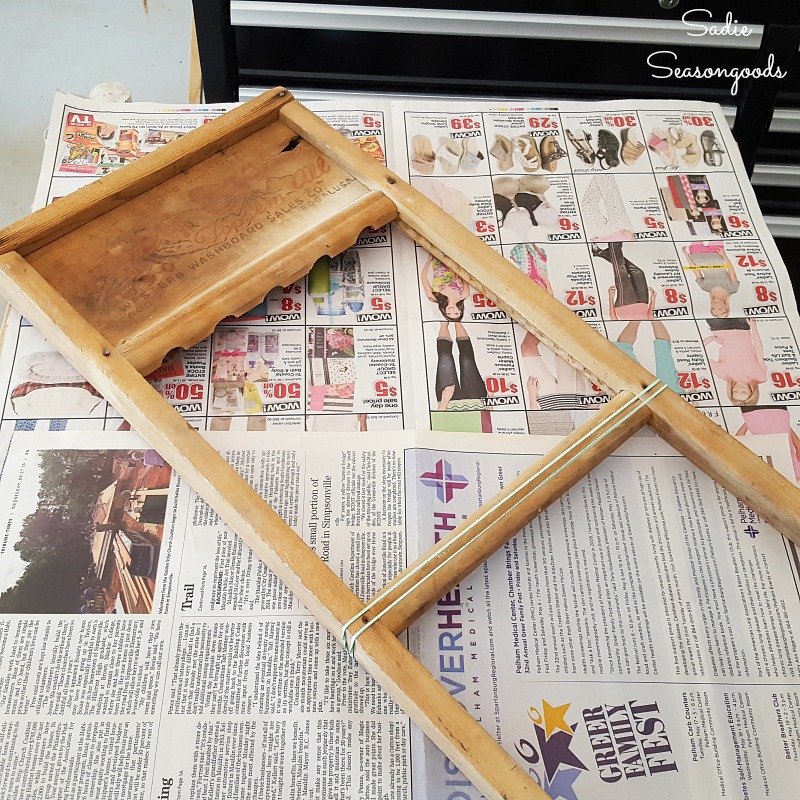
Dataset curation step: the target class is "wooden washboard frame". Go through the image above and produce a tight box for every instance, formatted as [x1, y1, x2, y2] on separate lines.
[1, 88, 798, 799]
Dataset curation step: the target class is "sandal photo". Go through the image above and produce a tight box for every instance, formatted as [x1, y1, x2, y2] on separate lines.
[410, 134, 436, 175]
[513, 134, 540, 172]
[566, 128, 596, 165]
[596, 129, 621, 170]
[493, 193, 514, 227]
[669, 127, 701, 167]
[436, 138, 463, 175]
[648, 128, 676, 167]
[681, 133, 702, 167]
[460, 137, 485, 172]
[620, 128, 645, 165]
[539, 135, 567, 172]
[700, 130, 725, 167]
[493, 176, 521, 201]
[489, 134, 514, 171]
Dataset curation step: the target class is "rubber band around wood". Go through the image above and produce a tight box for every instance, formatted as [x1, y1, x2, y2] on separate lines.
[341, 380, 667, 656]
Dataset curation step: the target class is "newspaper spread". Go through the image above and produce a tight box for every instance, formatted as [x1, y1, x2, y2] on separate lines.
[0, 91, 799, 798]
[0, 429, 798, 799]
[1, 92, 797, 461]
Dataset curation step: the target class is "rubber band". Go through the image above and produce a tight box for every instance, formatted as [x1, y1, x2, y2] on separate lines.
[341, 380, 667, 656]
[342, 380, 666, 655]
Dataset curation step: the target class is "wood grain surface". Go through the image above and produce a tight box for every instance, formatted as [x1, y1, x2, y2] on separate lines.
[19, 127, 394, 373]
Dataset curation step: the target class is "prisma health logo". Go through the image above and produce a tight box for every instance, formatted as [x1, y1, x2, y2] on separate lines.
[419, 459, 469, 503]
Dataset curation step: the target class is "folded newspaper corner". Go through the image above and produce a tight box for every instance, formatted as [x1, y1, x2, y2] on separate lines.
[0, 86, 799, 799]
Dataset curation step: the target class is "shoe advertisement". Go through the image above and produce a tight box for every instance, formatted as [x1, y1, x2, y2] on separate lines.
[561, 111, 647, 173]
[393, 97, 800, 434]
[638, 110, 729, 172]
[484, 111, 569, 175]
[492, 174, 583, 244]
[406, 110, 489, 178]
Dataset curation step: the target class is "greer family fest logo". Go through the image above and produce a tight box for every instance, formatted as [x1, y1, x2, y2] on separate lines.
[647, 9, 788, 95]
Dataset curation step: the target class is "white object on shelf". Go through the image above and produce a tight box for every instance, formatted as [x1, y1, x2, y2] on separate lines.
[89, 81, 132, 103]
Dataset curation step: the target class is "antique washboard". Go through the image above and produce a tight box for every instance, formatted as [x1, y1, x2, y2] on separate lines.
[1, 88, 798, 799]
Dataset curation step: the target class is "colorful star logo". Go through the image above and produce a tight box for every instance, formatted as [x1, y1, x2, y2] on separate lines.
[419, 459, 469, 503]
[521, 700, 589, 798]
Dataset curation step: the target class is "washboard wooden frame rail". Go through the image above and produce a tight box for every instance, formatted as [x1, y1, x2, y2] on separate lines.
[1, 88, 798, 799]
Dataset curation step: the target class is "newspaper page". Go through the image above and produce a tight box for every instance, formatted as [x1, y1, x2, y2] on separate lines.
[0, 429, 412, 798]
[405, 432, 800, 799]
[391, 100, 800, 465]
[4, 92, 798, 490]
[0, 428, 798, 798]
[1, 93, 409, 435]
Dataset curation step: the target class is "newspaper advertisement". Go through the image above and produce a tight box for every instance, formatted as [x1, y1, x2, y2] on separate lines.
[0, 429, 798, 798]
[394, 101, 800, 469]
[2, 92, 799, 485]
[2, 93, 408, 435]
